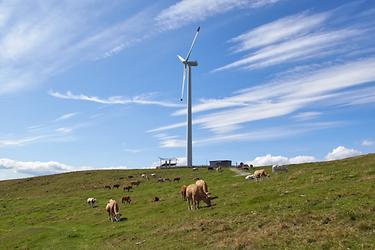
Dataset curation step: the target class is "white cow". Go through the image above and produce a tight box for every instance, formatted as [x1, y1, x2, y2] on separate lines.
[87, 197, 96, 207]
[272, 164, 288, 173]
[245, 174, 255, 180]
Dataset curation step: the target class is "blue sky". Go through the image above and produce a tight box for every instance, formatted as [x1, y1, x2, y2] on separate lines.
[1, 0, 375, 180]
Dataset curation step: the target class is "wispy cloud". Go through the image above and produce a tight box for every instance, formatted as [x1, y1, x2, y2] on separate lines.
[230, 11, 330, 52]
[292, 112, 321, 121]
[124, 148, 142, 154]
[49, 91, 183, 108]
[0, 128, 76, 148]
[153, 58, 375, 134]
[155, 0, 280, 30]
[0, 0, 281, 96]
[216, 28, 365, 71]
[155, 121, 342, 148]
[214, 4, 375, 72]
[0, 1, 152, 95]
[0, 135, 48, 147]
[55, 112, 79, 122]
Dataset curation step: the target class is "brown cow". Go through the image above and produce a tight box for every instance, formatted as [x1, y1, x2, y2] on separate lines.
[180, 185, 187, 201]
[130, 180, 141, 186]
[173, 177, 181, 182]
[104, 185, 111, 189]
[123, 185, 132, 192]
[105, 199, 121, 222]
[195, 179, 209, 194]
[253, 169, 269, 180]
[121, 196, 131, 204]
[186, 184, 211, 210]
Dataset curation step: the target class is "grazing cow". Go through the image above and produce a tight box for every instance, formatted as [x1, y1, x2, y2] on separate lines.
[253, 169, 269, 180]
[105, 199, 121, 222]
[186, 184, 211, 210]
[245, 174, 255, 180]
[87, 197, 96, 207]
[141, 174, 146, 178]
[157, 178, 164, 183]
[272, 164, 288, 173]
[130, 180, 141, 186]
[180, 185, 187, 201]
[216, 166, 222, 172]
[104, 185, 111, 190]
[121, 196, 131, 204]
[173, 177, 181, 182]
[128, 175, 134, 179]
[207, 166, 214, 171]
[123, 185, 132, 192]
[113, 184, 120, 189]
[195, 179, 209, 194]
[153, 197, 160, 202]
[164, 178, 171, 182]
[151, 173, 156, 177]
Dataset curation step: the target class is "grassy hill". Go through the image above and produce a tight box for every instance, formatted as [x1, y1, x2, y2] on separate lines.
[0, 155, 374, 249]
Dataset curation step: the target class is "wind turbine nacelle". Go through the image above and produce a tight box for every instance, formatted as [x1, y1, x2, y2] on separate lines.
[187, 61, 198, 66]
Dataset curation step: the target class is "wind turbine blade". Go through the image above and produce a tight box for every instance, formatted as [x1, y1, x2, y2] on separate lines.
[177, 55, 185, 63]
[180, 65, 187, 101]
[185, 26, 200, 61]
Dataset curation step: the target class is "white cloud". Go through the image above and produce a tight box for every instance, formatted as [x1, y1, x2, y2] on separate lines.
[157, 57, 375, 134]
[214, 4, 373, 72]
[0, 1, 152, 95]
[215, 28, 365, 71]
[289, 155, 316, 164]
[248, 154, 316, 166]
[249, 154, 289, 166]
[0, 135, 48, 147]
[55, 112, 78, 122]
[230, 11, 330, 52]
[155, 0, 280, 30]
[361, 139, 374, 146]
[49, 91, 183, 108]
[0, 120, 87, 148]
[154, 121, 342, 148]
[124, 148, 142, 154]
[325, 146, 362, 161]
[176, 157, 187, 166]
[55, 127, 73, 134]
[292, 112, 321, 121]
[160, 137, 186, 148]
[0, 158, 128, 176]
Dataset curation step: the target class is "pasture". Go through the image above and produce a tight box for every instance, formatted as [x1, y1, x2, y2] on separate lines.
[0, 154, 374, 249]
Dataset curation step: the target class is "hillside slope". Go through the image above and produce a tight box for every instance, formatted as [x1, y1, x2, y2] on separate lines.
[0, 155, 374, 249]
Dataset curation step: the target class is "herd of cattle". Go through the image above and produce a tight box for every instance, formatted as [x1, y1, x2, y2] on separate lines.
[86, 164, 288, 222]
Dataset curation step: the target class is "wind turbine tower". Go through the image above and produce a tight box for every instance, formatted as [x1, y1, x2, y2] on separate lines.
[178, 27, 200, 168]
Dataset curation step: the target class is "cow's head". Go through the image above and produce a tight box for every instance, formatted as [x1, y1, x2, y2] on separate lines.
[205, 194, 212, 207]
[114, 213, 121, 222]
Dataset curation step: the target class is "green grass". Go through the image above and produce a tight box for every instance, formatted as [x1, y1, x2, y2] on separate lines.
[0, 154, 374, 249]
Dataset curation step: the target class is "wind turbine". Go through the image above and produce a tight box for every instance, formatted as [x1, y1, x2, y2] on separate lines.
[178, 26, 200, 168]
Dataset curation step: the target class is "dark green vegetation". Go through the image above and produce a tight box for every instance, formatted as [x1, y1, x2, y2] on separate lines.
[0, 155, 374, 249]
